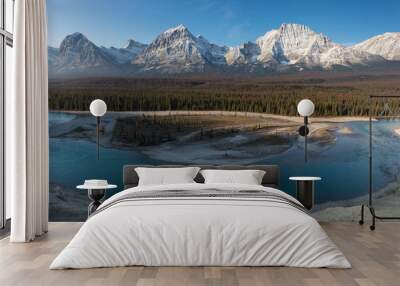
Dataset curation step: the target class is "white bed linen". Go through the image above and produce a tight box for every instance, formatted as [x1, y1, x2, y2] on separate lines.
[50, 183, 350, 269]
[200, 169, 266, 185]
[135, 167, 200, 186]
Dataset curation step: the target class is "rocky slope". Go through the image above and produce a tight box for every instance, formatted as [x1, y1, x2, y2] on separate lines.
[101, 39, 147, 64]
[354, 32, 400, 61]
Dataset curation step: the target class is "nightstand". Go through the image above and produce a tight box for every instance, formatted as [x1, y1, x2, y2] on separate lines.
[77, 181, 117, 217]
[289, 176, 321, 210]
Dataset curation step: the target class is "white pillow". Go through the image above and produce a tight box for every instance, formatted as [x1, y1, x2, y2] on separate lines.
[200, 169, 266, 185]
[135, 167, 200, 186]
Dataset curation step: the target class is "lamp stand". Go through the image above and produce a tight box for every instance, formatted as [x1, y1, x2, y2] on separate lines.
[96, 116, 100, 160]
[304, 116, 308, 163]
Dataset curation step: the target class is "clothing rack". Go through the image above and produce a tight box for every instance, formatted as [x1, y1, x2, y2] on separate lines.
[359, 95, 400, 230]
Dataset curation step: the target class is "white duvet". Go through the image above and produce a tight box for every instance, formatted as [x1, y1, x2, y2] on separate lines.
[50, 183, 351, 269]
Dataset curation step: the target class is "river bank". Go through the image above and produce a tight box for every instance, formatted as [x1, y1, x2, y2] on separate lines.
[51, 110, 371, 123]
[49, 110, 366, 159]
[312, 180, 400, 221]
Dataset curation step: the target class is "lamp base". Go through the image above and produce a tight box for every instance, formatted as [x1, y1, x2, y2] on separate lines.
[298, 125, 309, 136]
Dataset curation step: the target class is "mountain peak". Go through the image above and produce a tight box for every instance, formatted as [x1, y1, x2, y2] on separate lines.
[254, 23, 336, 66]
[71, 32, 85, 36]
[59, 32, 91, 50]
[59, 32, 92, 51]
[67, 32, 88, 41]
[175, 24, 187, 30]
[123, 39, 147, 50]
[383, 32, 400, 37]
[164, 24, 189, 34]
[133, 24, 227, 72]
[55, 32, 115, 72]
[279, 23, 311, 33]
[124, 39, 137, 49]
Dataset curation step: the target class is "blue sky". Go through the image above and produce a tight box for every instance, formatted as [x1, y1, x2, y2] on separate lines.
[47, 0, 400, 48]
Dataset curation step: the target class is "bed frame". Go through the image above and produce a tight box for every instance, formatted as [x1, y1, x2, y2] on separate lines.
[123, 165, 280, 189]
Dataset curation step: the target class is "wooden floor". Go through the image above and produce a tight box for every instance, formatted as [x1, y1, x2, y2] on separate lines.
[0, 222, 399, 286]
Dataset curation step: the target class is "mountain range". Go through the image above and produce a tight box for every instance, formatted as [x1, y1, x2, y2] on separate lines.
[48, 23, 400, 76]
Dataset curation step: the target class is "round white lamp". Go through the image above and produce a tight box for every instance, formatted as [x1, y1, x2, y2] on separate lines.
[90, 99, 107, 117]
[297, 99, 315, 117]
[89, 99, 107, 160]
[297, 99, 315, 162]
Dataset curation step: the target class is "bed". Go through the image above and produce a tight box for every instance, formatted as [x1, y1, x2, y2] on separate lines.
[50, 165, 350, 269]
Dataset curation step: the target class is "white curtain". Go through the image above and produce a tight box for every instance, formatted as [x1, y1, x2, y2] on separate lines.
[8, 0, 49, 242]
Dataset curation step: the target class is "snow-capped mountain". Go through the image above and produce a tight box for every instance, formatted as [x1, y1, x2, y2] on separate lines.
[354, 32, 400, 61]
[101, 39, 147, 64]
[256, 24, 337, 66]
[319, 45, 383, 68]
[227, 23, 383, 70]
[50, 32, 115, 74]
[133, 25, 228, 73]
[48, 24, 399, 76]
[49, 33, 147, 75]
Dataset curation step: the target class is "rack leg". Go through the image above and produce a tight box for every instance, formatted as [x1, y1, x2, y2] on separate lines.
[359, 204, 364, 225]
[369, 207, 376, 231]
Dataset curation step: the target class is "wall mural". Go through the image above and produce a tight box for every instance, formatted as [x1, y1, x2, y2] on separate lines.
[47, 0, 400, 221]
